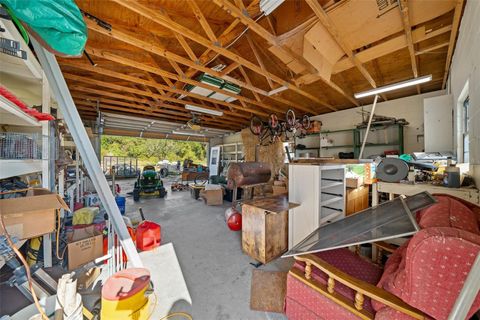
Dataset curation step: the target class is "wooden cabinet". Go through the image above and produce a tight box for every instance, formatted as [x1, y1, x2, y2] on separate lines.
[288, 164, 346, 249]
[242, 195, 299, 264]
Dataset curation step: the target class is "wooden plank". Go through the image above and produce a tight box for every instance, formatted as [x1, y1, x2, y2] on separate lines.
[415, 42, 449, 55]
[246, 33, 275, 89]
[333, 25, 452, 74]
[112, 0, 337, 111]
[238, 65, 262, 102]
[61, 60, 254, 118]
[399, 0, 420, 94]
[220, 62, 241, 76]
[79, 49, 274, 116]
[174, 33, 198, 62]
[64, 72, 253, 121]
[305, 0, 389, 100]
[187, 0, 218, 42]
[211, 0, 350, 108]
[442, 0, 464, 88]
[168, 58, 186, 77]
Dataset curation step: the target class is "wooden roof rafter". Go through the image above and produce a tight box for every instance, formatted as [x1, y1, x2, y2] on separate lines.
[398, 0, 421, 94]
[187, 0, 219, 43]
[110, 0, 335, 112]
[210, 0, 346, 108]
[60, 58, 265, 117]
[304, 0, 388, 101]
[245, 32, 275, 89]
[442, 0, 464, 88]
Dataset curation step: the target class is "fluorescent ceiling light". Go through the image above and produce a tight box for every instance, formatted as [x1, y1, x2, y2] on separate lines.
[185, 104, 223, 116]
[354, 75, 432, 99]
[172, 130, 205, 137]
[267, 85, 288, 96]
[260, 0, 285, 15]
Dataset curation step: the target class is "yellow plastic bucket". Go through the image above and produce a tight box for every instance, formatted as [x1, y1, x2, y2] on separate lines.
[101, 268, 151, 320]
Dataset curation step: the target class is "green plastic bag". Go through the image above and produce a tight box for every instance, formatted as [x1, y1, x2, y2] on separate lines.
[0, 0, 87, 57]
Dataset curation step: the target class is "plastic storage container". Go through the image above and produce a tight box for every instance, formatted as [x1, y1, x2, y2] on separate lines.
[115, 195, 126, 215]
[135, 221, 161, 251]
[101, 268, 151, 320]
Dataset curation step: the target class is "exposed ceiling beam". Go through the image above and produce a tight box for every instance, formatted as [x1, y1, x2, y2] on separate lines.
[187, 0, 218, 42]
[305, 0, 389, 100]
[167, 0, 261, 96]
[220, 61, 241, 76]
[442, 0, 464, 88]
[173, 32, 198, 62]
[333, 24, 452, 74]
[83, 47, 317, 115]
[415, 42, 449, 55]
[246, 32, 275, 89]
[110, 0, 336, 111]
[399, 0, 420, 94]
[210, 0, 347, 108]
[238, 65, 262, 102]
[63, 72, 252, 121]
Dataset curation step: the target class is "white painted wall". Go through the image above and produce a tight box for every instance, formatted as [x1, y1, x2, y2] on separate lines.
[424, 95, 453, 152]
[448, 0, 480, 184]
[311, 90, 446, 155]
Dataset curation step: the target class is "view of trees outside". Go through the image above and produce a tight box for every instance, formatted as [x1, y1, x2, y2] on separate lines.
[101, 135, 207, 165]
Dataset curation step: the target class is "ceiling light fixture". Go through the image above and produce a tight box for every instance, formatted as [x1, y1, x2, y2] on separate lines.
[172, 130, 206, 137]
[354, 75, 432, 99]
[185, 105, 223, 116]
[260, 0, 285, 15]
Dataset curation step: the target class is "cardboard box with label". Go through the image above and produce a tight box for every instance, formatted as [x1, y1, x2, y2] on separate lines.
[0, 188, 69, 240]
[346, 176, 364, 189]
[67, 224, 104, 270]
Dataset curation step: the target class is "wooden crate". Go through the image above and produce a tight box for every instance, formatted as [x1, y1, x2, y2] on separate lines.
[242, 195, 298, 264]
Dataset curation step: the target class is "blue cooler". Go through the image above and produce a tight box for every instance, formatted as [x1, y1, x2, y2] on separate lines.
[115, 195, 126, 215]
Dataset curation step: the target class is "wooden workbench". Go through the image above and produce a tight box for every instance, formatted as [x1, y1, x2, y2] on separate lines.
[242, 195, 300, 264]
[372, 181, 480, 205]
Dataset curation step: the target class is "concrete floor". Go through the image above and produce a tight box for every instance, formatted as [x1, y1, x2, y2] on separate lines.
[120, 177, 293, 320]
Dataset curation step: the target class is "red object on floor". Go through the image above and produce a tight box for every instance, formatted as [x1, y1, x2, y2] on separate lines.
[227, 212, 242, 231]
[103, 226, 136, 263]
[136, 221, 161, 251]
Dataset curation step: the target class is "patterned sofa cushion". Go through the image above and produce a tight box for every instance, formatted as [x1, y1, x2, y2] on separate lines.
[416, 195, 479, 234]
[292, 248, 383, 314]
[374, 227, 480, 320]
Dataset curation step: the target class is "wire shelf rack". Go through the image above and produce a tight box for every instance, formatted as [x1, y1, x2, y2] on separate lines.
[0, 132, 58, 160]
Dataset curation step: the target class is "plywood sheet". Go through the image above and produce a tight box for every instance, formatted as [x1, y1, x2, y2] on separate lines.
[326, 0, 455, 50]
[303, 22, 345, 81]
[250, 270, 288, 313]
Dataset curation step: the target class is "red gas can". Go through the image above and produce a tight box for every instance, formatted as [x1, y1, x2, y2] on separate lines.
[135, 221, 161, 251]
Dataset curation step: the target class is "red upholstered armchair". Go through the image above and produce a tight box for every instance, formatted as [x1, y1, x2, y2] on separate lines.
[286, 195, 480, 320]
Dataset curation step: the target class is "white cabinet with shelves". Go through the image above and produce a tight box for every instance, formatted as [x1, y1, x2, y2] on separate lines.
[288, 164, 346, 249]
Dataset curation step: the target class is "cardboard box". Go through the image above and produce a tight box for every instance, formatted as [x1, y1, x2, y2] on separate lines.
[346, 186, 369, 216]
[0, 188, 69, 239]
[346, 177, 364, 188]
[272, 185, 288, 195]
[67, 225, 103, 270]
[200, 187, 224, 206]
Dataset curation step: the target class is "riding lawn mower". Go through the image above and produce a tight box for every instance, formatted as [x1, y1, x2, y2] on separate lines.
[133, 165, 167, 201]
